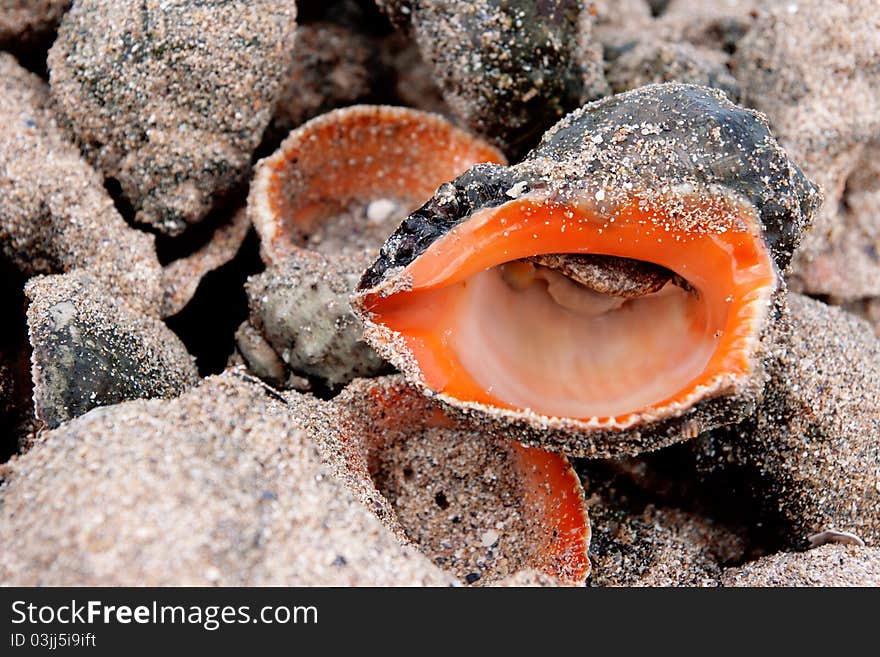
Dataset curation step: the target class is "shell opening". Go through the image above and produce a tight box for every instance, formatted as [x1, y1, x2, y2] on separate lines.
[362, 196, 777, 426]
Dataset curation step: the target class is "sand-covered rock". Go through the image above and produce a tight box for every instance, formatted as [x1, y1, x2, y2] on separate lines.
[383, 0, 607, 155]
[698, 294, 880, 548]
[723, 545, 880, 587]
[0, 0, 69, 48]
[0, 53, 163, 316]
[26, 271, 198, 429]
[0, 372, 454, 586]
[606, 39, 741, 101]
[735, 0, 880, 297]
[272, 21, 375, 136]
[48, 0, 297, 235]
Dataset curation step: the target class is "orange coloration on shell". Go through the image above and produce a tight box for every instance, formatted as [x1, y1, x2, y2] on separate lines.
[250, 105, 506, 263]
[362, 195, 777, 428]
[357, 379, 591, 584]
[510, 443, 591, 583]
[424, 405, 590, 582]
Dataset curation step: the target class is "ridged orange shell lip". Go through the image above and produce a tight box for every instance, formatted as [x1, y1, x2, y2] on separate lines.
[249, 105, 506, 263]
[361, 193, 777, 428]
[508, 443, 591, 583]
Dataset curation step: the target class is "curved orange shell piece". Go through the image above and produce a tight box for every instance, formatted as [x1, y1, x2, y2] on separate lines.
[249, 105, 506, 263]
[510, 443, 592, 583]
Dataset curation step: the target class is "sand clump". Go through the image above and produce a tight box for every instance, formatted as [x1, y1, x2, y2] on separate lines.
[48, 0, 297, 235]
[25, 271, 198, 429]
[0, 371, 454, 586]
[735, 0, 880, 298]
[0, 0, 69, 49]
[723, 545, 880, 587]
[696, 294, 880, 548]
[0, 53, 163, 316]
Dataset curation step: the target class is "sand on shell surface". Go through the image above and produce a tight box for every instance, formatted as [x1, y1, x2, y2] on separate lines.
[0, 0, 879, 587]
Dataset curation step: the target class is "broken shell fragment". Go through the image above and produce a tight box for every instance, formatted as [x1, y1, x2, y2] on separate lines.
[233, 321, 287, 389]
[297, 375, 591, 585]
[245, 105, 504, 387]
[808, 530, 866, 549]
[354, 83, 819, 457]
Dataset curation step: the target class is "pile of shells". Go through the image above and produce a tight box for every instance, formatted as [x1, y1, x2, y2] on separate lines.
[1, 0, 878, 587]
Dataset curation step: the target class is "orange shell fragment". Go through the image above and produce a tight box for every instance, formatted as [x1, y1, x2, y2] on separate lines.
[509, 442, 592, 583]
[324, 376, 591, 585]
[249, 104, 506, 264]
